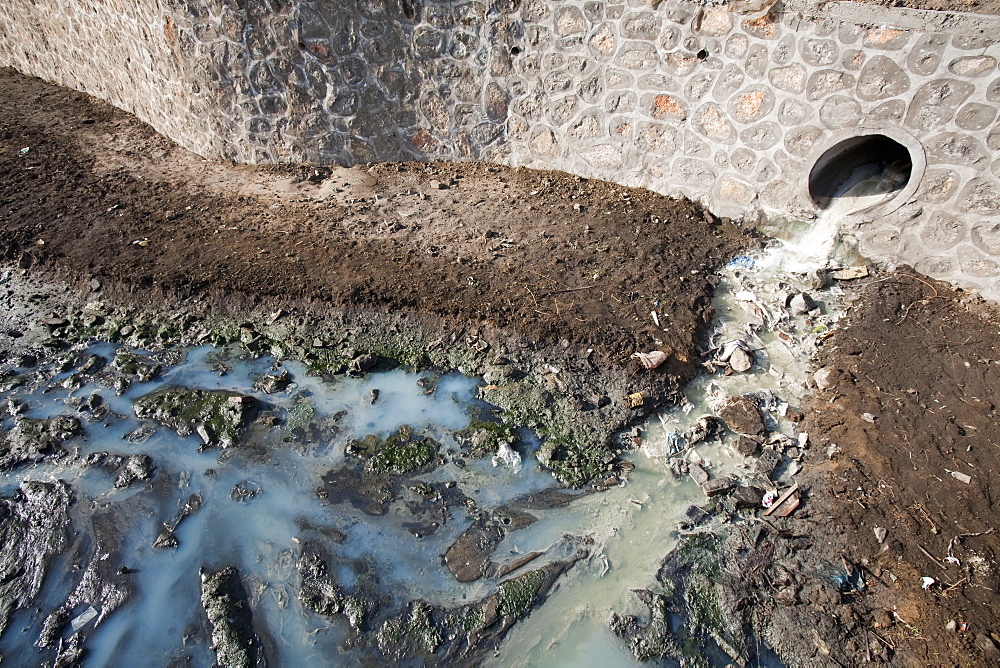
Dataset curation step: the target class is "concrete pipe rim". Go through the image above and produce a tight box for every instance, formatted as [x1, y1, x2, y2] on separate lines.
[803, 128, 926, 222]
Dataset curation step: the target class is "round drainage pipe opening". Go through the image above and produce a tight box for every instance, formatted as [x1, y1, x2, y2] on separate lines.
[808, 134, 914, 216]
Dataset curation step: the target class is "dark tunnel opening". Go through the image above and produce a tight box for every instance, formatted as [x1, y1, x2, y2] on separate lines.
[808, 135, 913, 212]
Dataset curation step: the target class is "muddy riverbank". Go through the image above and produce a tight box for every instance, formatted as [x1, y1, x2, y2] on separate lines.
[3, 68, 1000, 666]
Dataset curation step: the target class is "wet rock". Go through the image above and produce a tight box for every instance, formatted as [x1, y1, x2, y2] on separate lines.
[718, 339, 755, 372]
[111, 350, 160, 381]
[165, 493, 203, 532]
[153, 527, 179, 549]
[230, 480, 262, 503]
[689, 463, 710, 485]
[0, 480, 73, 637]
[754, 448, 783, 480]
[253, 369, 289, 394]
[76, 393, 109, 421]
[0, 369, 24, 393]
[116, 454, 154, 488]
[609, 589, 679, 661]
[454, 420, 518, 458]
[718, 395, 766, 436]
[2, 415, 81, 469]
[347, 352, 379, 377]
[200, 566, 265, 668]
[734, 434, 764, 456]
[347, 426, 440, 475]
[788, 292, 817, 315]
[133, 387, 256, 449]
[702, 476, 735, 497]
[444, 506, 537, 582]
[297, 552, 373, 631]
[678, 504, 710, 530]
[732, 485, 765, 509]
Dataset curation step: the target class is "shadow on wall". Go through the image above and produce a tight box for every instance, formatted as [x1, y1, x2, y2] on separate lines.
[182, 0, 517, 166]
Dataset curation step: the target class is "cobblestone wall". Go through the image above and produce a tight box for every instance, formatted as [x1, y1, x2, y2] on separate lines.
[4, 0, 1000, 299]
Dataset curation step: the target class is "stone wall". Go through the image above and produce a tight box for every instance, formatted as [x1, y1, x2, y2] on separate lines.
[4, 0, 1000, 299]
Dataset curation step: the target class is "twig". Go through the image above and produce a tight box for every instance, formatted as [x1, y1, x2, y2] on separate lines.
[869, 629, 895, 650]
[917, 544, 949, 573]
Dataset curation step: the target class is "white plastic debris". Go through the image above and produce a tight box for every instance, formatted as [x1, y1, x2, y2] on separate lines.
[874, 527, 887, 543]
[492, 442, 522, 472]
[920, 577, 936, 590]
[762, 489, 778, 508]
[949, 470, 972, 484]
[70, 606, 99, 632]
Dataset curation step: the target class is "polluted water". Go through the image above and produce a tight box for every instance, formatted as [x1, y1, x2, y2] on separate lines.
[0, 170, 881, 665]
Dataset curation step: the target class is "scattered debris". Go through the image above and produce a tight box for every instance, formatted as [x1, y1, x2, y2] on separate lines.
[874, 527, 888, 543]
[762, 483, 800, 517]
[921, 576, 936, 590]
[831, 266, 869, 280]
[625, 392, 644, 408]
[788, 292, 817, 315]
[716, 339, 754, 372]
[631, 350, 669, 370]
[948, 470, 972, 484]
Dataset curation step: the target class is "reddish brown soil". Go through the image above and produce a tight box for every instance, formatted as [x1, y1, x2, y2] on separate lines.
[797, 274, 1000, 664]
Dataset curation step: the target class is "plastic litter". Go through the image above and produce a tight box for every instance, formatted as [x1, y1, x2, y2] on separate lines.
[725, 255, 755, 270]
[70, 606, 99, 632]
[948, 470, 972, 484]
[18, 147, 29, 155]
[762, 489, 777, 508]
[631, 350, 668, 370]
[920, 576, 936, 590]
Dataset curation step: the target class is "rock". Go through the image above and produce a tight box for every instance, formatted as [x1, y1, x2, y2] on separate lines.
[153, 527, 179, 549]
[200, 566, 265, 668]
[678, 504, 709, 530]
[0, 480, 73, 636]
[253, 369, 290, 394]
[347, 352, 379, 377]
[3, 415, 81, 470]
[813, 367, 837, 389]
[114, 454, 154, 488]
[702, 476, 735, 497]
[689, 463, 710, 485]
[734, 434, 763, 456]
[732, 485, 764, 508]
[754, 448, 783, 480]
[718, 395, 766, 436]
[230, 480, 262, 503]
[789, 292, 817, 314]
[729, 346, 754, 372]
[133, 387, 255, 449]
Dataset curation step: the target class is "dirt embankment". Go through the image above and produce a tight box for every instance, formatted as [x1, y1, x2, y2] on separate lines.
[0, 68, 751, 485]
[795, 274, 1000, 664]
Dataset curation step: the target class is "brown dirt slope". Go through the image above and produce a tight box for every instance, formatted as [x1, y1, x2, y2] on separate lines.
[799, 273, 1000, 664]
[0, 67, 746, 376]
